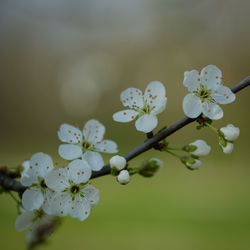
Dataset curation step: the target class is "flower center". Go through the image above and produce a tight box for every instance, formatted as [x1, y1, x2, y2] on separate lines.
[39, 179, 47, 189]
[82, 141, 91, 151]
[70, 185, 80, 194]
[34, 209, 44, 219]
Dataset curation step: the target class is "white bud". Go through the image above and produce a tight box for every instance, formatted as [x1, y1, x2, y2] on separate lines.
[186, 159, 202, 170]
[117, 170, 130, 185]
[220, 142, 234, 154]
[110, 155, 127, 171]
[189, 139, 211, 157]
[220, 124, 240, 141]
[149, 158, 163, 167]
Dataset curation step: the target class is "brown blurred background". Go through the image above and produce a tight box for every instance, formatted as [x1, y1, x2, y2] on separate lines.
[0, 1, 250, 250]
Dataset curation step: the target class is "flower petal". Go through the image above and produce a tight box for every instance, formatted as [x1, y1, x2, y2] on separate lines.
[83, 119, 105, 144]
[58, 144, 82, 160]
[144, 81, 166, 111]
[82, 151, 104, 171]
[120, 87, 143, 109]
[82, 185, 100, 206]
[151, 97, 167, 115]
[189, 139, 211, 157]
[201, 65, 222, 89]
[15, 211, 35, 231]
[21, 153, 54, 186]
[67, 159, 91, 184]
[183, 70, 201, 92]
[45, 193, 72, 217]
[22, 187, 44, 211]
[45, 168, 69, 192]
[211, 85, 235, 104]
[58, 124, 83, 144]
[182, 93, 202, 118]
[113, 110, 138, 123]
[135, 114, 158, 133]
[202, 101, 223, 120]
[95, 140, 118, 154]
[70, 196, 91, 221]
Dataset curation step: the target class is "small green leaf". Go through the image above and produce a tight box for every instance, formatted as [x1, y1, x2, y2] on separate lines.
[110, 167, 119, 176]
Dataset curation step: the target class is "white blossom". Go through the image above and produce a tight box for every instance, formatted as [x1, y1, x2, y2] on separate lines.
[189, 139, 211, 157]
[182, 65, 235, 120]
[186, 159, 202, 170]
[20, 153, 54, 211]
[58, 119, 118, 171]
[149, 158, 163, 168]
[15, 209, 55, 244]
[44, 159, 99, 221]
[220, 142, 234, 154]
[113, 81, 167, 133]
[117, 170, 130, 185]
[109, 155, 126, 171]
[220, 124, 240, 141]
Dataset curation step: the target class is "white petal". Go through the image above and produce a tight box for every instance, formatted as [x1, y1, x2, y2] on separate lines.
[67, 159, 92, 184]
[46, 193, 72, 217]
[120, 87, 143, 109]
[95, 140, 118, 154]
[22, 187, 44, 211]
[144, 81, 167, 111]
[58, 123, 83, 144]
[189, 139, 211, 157]
[15, 211, 35, 231]
[45, 168, 69, 192]
[151, 97, 167, 115]
[220, 142, 234, 154]
[201, 65, 222, 89]
[202, 101, 223, 120]
[183, 70, 201, 92]
[187, 159, 202, 170]
[113, 110, 138, 123]
[211, 85, 235, 104]
[135, 114, 158, 133]
[83, 119, 105, 144]
[117, 170, 130, 185]
[220, 124, 240, 141]
[82, 151, 104, 171]
[58, 144, 82, 160]
[70, 196, 91, 221]
[109, 155, 127, 171]
[82, 185, 100, 206]
[182, 94, 202, 118]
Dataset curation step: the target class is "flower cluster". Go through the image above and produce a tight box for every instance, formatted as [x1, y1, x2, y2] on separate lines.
[12, 64, 242, 246]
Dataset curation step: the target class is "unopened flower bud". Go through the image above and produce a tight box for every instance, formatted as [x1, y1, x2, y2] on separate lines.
[138, 158, 162, 177]
[220, 124, 240, 141]
[117, 170, 130, 185]
[186, 159, 202, 170]
[110, 155, 126, 171]
[188, 139, 211, 157]
[220, 142, 234, 154]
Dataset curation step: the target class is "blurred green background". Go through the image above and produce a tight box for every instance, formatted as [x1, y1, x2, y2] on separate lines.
[0, 0, 250, 249]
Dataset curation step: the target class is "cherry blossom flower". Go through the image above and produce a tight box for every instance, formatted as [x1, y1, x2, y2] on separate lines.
[109, 155, 126, 171]
[44, 159, 99, 221]
[15, 209, 56, 244]
[189, 139, 211, 157]
[220, 124, 240, 141]
[58, 119, 118, 171]
[117, 170, 130, 185]
[20, 153, 54, 211]
[182, 65, 235, 120]
[113, 81, 167, 133]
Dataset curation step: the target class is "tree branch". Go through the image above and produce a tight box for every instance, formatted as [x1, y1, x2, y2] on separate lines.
[0, 76, 249, 190]
[91, 76, 250, 178]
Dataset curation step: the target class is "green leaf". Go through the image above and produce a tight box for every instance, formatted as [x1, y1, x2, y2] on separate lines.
[110, 167, 119, 176]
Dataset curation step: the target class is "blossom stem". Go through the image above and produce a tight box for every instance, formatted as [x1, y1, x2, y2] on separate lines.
[8, 191, 21, 204]
[204, 122, 219, 134]
[165, 149, 182, 159]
